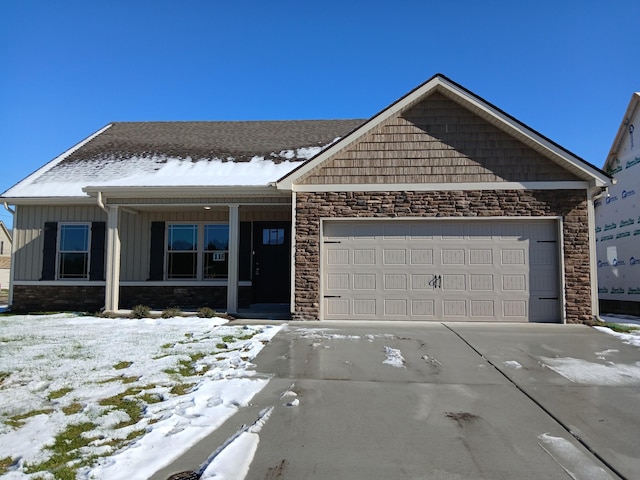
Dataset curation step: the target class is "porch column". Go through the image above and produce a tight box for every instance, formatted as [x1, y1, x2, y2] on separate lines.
[105, 206, 121, 312]
[226, 204, 240, 314]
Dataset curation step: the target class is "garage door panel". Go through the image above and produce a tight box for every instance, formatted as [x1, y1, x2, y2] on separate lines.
[322, 220, 560, 322]
[354, 249, 375, 265]
[354, 299, 376, 315]
[384, 274, 408, 290]
[410, 223, 436, 239]
[501, 223, 525, 239]
[468, 223, 495, 238]
[383, 223, 410, 239]
[469, 249, 493, 264]
[470, 300, 495, 317]
[442, 224, 465, 239]
[503, 300, 527, 317]
[327, 248, 349, 265]
[501, 249, 526, 265]
[442, 249, 465, 264]
[530, 243, 557, 266]
[502, 274, 526, 291]
[326, 297, 350, 315]
[442, 274, 466, 290]
[352, 223, 379, 239]
[410, 249, 434, 265]
[470, 274, 494, 291]
[411, 299, 435, 316]
[384, 299, 408, 316]
[353, 273, 376, 290]
[531, 298, 560, 322]
[411, 274, 435, 290]
[443, 300, 466, 316]
[327, 273, 349, 290]
[383, 249, 407, 265]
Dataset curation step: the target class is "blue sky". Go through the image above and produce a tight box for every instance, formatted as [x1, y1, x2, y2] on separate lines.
[1, 0, 639, 230]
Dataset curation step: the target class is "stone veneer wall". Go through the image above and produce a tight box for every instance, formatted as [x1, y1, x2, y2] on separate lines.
[120, 286, 252, 310]
[294, 190, 592, 324]
[11, 285, 252, 312]
[12, 285, 105, 313]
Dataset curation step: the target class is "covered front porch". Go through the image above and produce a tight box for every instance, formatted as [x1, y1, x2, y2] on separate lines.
[90, 186, 293, 315]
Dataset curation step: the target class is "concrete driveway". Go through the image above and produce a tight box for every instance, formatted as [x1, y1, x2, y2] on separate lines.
[153, 322, 640, 480]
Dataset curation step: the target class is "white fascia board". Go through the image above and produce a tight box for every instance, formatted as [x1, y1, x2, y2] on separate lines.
[0, 197, 97, 206]
[292, 181, 590, 193]
[1, 125, 113, 197]
[82, 185, 287, 199]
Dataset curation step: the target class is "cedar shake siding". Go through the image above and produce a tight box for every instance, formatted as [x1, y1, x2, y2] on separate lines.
[299, 93, 581, 185]
[293, 190, 592, 323]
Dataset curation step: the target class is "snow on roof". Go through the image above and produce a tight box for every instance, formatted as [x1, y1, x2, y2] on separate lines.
[2, 120, 363, 198]
[4, 155, 307, 197]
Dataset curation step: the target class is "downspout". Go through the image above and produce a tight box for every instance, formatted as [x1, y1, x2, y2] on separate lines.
[3, 202, 15, 215]
[588, 185, 609, 322]
[96, 191, 108, 213]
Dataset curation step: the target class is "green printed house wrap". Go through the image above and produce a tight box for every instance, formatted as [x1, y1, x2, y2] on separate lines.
[596, 91, 640, 314]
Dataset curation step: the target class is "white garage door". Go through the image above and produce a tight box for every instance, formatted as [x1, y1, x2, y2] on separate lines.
[321, 219, 560, 322]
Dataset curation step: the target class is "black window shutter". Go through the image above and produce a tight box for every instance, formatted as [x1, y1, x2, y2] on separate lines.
[42, 222, 58, 280]
[90, 222, 106, 281]
[149, 222, 165, 280]
[239, 222, 252, 281]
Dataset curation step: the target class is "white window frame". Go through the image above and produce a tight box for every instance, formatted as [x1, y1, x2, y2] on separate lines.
[56, 222, 91, 280]
[203, 224, 230, 279]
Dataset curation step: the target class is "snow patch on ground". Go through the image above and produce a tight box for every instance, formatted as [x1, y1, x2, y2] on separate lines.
[0, 314, 282, 479]
[383, 346, 406, 368]
[200, 407, 273, 480]
[503, 360, 523, 369]
[594, 325, 640, 348]
[537, 433, 614, 479]
[539, 356, 640, 386]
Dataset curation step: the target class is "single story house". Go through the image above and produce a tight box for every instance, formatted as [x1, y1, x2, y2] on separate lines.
[1, 74, 611, 323]
[0, 220, 11, 291]
[595, 91, 640, 316]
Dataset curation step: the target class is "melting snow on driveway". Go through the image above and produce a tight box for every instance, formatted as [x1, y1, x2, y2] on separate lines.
[540, 326, 640, 386]
[540, 357, 640, 386]
[0, 313, 282, 479]
[383, 346, 406, 368]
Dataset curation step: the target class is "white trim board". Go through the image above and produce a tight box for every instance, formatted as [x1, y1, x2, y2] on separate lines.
[292, 181, 590, 192]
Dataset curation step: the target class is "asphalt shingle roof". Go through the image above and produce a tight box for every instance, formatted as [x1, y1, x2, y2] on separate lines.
[60, 120, 365, 164]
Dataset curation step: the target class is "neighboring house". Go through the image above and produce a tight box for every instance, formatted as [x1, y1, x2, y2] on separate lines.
[595, 92, 640, 316]
[0, 74, 610, 323]
[0, 220, 11, 291]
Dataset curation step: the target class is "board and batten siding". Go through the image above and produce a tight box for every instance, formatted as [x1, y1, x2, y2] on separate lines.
[12, 205, 107, 281]
[299, 92, 581, 185]
[119, 208, 291, 281]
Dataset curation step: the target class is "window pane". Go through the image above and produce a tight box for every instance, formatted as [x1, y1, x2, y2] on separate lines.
[168, 225, 197, 251]
[262, 228, 285, 245]
[168, 252, 197, 279]
[59, 252, 88, 278]
[204, 252, 228, 279]
[204, 225, 229, 251]
[60, 225, 89, 251]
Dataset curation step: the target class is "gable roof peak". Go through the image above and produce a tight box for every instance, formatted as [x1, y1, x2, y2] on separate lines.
[277, 73, 610, 189]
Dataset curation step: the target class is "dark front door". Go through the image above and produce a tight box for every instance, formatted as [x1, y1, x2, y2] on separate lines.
[252, 221, 291, 303]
